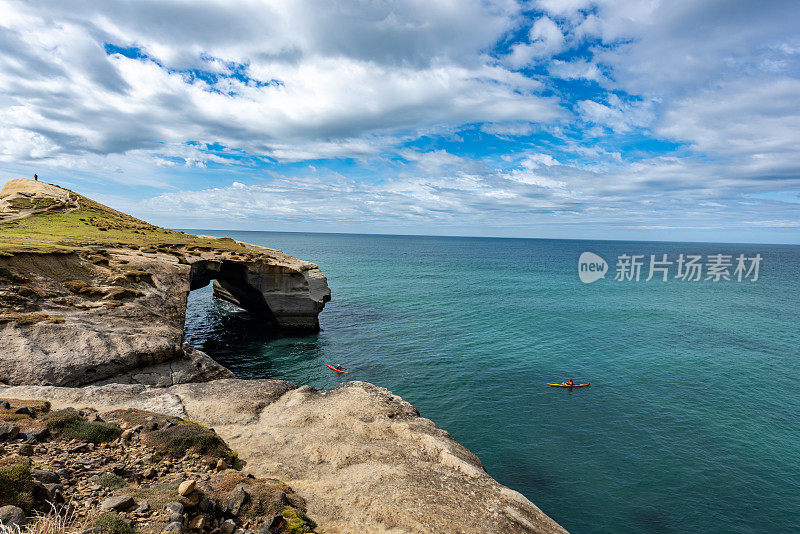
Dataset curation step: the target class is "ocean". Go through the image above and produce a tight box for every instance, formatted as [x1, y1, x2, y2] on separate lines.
[182, 231, 800, 533]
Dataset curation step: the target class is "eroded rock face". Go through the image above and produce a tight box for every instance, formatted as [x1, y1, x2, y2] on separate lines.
[0, 380, 568, 534]
[0, 245, 329, 386]
[0, 179, 79, 223]
[190, 244, 331, 332]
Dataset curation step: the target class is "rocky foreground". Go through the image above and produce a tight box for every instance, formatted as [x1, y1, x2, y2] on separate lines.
[0, 398, 316, 534]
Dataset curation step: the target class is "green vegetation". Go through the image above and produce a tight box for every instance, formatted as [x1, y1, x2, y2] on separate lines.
[207, 473, 314, 532]
[104, 287, 144, 301]
[281, 507, 316, 534]
[61, 279, 144, 301]
[0, 460, 34, 510]
[42, 409, 122, 443]
[0, 312, 65, 325]
[90, 513, 135, 534]
[0, 184, 262, 257]
[62, 279, 106, 297]
[0, 398, 50, 423]
[128, 480, 179, 512]
[97, 473, 128, 490]
[141, 423, 233, 462]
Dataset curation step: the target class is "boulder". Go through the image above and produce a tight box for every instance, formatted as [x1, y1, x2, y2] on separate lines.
[178, 480, 196, 496]
[162, 521, 183, 533]
[220, 518, 236, 534]
[226, 485, 249, 516]
[100, 495, 135, 512]
[0, 505, 26, 528]
[0, 422, 19, 441]
[31, 469, 60, 484]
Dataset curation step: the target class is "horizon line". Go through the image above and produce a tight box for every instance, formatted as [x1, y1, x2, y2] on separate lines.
[173, 227, 800, 248]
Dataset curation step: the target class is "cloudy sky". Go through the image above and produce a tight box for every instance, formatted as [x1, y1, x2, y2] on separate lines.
[1, 0, 799, 243]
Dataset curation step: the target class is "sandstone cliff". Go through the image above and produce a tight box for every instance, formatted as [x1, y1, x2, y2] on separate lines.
[0, 179, 330, 386]
[0, 380, 568, 534]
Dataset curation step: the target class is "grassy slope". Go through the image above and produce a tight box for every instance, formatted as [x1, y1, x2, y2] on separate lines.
[0, 187, 256, 257]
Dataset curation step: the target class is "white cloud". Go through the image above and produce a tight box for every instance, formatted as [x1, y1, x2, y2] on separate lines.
[506, 17, 566, 67]
[548, 59, 607, 83]
[0, 0, 565, 165]
[576, 95, 654, 132]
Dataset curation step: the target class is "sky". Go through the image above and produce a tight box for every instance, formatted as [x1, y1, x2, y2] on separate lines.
[0, 0, 799, 244]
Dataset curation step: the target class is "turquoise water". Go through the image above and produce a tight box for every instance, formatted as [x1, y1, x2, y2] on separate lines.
[183, 232, 800, 533]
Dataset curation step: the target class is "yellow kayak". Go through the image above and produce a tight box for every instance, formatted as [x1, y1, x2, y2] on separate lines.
[547, 383, 590, 387]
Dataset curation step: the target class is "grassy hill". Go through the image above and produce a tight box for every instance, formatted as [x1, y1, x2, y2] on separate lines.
[0, 179, 257, 258]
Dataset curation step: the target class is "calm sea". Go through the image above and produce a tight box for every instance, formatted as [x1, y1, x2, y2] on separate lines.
[182, 231, 800, 534]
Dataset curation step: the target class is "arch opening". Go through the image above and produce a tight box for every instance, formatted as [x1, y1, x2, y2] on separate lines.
[189, 259, 279, 327]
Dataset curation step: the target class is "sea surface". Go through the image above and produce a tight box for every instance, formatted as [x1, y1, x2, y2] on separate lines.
[182, 231, 800, 533]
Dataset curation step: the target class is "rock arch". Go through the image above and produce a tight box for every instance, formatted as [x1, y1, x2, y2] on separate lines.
[188, 251, 331, 332]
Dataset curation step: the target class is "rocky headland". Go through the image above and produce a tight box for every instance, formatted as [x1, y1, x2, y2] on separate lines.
[0, 179, 330, 387]
[0, 179, 567, 533]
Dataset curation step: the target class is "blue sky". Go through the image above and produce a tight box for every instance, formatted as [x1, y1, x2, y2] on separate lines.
[0, 0, 799, 244]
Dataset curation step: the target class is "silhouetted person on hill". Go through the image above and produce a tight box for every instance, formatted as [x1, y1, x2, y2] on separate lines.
[34, 173, 38, 181]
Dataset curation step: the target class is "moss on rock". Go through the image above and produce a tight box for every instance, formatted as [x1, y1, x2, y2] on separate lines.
[41, 409, 122, 443]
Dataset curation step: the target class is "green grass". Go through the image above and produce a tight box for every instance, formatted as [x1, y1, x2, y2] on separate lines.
[0, 461, 34, 510]
[103, 408, 180, 428]
[141, 423, 233, 461]
[0, 185, 263, 257]
[97, 473, 128, 490]
[128, 480, 179, 512]
[42, 409, 122, 443]
[90, 513, 135, 534]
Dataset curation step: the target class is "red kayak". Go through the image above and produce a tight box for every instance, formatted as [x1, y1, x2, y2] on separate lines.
[325, 364, 348, 374]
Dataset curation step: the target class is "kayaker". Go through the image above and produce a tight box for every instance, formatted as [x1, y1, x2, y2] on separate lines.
[567, 379, 574, 386]
[336, 364, 343, 371]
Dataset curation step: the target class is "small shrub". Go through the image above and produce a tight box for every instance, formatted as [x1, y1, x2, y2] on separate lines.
[63, 279, 105, 298]
[141, 423, 232, 461]
[41, 408, 82, 429]
[122, 269, 152, 284]
[0, 313, 65, 325]
[97, 473, 127, 490]
[62, 279, 89, 292]
[42, 409, 121, 443]
[0, 461, 34, 510]
[91, 513, 134, 534]
[104, 288, 143, 301]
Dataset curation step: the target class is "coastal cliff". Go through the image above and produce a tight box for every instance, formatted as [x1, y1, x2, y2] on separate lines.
[0, 178, 567, 533]
[0, 179, 330, 386]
